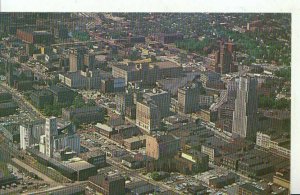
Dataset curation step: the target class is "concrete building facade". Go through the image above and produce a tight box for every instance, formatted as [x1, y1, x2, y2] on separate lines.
[232, 77, 258, 139]
[136, 100, 160, 133]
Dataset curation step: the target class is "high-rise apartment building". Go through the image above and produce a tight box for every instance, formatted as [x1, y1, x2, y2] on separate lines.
[136, 99, 160, 133]
[232, 77, 258, 139]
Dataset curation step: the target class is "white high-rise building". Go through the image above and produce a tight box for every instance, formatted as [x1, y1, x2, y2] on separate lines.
[232, 76, 258, 138]
[20, 122, 44, 150]
[53, 134, 81, 154]
[38, 117, 81, 157]
[45, 117, 58, 157]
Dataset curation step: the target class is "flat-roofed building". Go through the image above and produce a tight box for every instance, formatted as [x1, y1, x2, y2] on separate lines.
[143, 88, 171, 118]
[123, 135, 147, 150]
[112, 60, 182, 85]
[146, 134, 180, 160]
[88, 174, 125, 195]
[64, 157, 97, 181]
[16, 29, 53, 44]
[48, 85, 76, 105]
[178, 82, 202, 114]
[153, 33, 184, 44]
[80, 149, 106, 168]
[30, 89, 53, 109]
[112, 62, 159, 85]
[174, 150, 209, 175]
[0, 102, 18, 117]
[136, 99, 160, 133]
[256, 131, 290, 159]
[152, 61, 182, 78]
[62, 106, 106, 125]
[59, 70, 111, 89]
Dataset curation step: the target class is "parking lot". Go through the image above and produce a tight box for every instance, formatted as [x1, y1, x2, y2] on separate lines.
[0, 163, 50, 194]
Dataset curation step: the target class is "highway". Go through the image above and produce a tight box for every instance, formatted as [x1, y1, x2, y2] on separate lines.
[11, 158, 57, 184]
[28, 181, 88, 195]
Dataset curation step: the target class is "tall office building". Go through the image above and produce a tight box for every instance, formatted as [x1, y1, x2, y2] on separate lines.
[214, 40, 236, 74]
[69, 48, 85, 72]
[143, 89, 171, 118]
[136, 99, 160, 133]
[178, 82, 201, 114]
[45, 117, 58, 157]
[115, 91, 134, 116]
[83, 53, 95, 70]
[232, 77, 258, 139]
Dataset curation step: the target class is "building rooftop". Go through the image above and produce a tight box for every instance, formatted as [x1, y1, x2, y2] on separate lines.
[80, 149, 106, 159]
[143, 88, 169, 96]
[32, 30, 52, 35]
[95, 123, 114, 132]
[152, 134, 179, 143]
[152, 61, 180, 69]
[126, 180, 156, 194]
[89, 173, 124, 186]
[239, 183, 265, 195]
[112, 62, 150, 72]
[31, 89, 53, 97]
[49, 85, 73, 94]
[0, 101, 17, 109]
[124, 135, 147, 143]
[65, 157, 95, 171]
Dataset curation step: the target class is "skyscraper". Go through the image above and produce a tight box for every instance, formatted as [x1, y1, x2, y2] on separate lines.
[115, 90, 134, 116]
[178, 81, 201, 114]
[214, 40, 236, 74]
[69, 48, 85, 72]
[136, 99, 160, 133]
[20, 122, 45, 150]
[45, 116, 58, 157]
[232, 76, 258, 139]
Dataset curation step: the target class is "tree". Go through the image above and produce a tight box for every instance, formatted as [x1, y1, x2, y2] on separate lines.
[73, 95, 85, 108]
[275, 67, 291, 81]
[86, 99, 96, 106]
[151, 172, 161, 181]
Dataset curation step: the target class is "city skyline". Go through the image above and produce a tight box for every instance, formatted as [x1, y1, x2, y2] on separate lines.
[0, 12, 291, 194]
